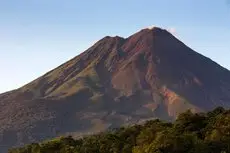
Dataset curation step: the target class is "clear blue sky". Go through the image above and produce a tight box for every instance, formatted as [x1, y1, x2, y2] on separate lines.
[0, 0, 230, 93]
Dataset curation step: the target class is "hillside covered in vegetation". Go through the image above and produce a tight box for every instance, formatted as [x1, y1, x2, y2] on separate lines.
[8, 107, 230, 153]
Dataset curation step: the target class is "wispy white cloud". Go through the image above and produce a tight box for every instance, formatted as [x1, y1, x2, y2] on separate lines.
[147, 25, 156, 30]
[167, 27, 177, 35]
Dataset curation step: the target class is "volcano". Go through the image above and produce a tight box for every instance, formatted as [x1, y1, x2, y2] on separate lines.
[1, 27, 230, 151]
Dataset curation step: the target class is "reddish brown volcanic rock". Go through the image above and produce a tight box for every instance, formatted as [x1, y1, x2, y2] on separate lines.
[1, 27, 230, 151]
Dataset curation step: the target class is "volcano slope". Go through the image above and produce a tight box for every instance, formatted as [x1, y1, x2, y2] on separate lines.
[1, 27, 230, 151]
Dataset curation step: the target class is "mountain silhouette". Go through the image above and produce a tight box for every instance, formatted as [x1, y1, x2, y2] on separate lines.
[1, 27, 230, 151]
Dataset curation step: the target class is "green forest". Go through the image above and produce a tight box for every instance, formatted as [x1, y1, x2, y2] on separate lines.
[8, 107, 230, 153]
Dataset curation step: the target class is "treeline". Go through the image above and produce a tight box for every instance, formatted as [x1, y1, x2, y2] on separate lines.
[8, 107, 230, 153]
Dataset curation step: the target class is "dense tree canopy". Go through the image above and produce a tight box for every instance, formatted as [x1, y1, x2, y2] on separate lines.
[8, 107, 230, 153]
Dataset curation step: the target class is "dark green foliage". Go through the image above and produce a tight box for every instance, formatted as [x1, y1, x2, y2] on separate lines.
[8, 107, 230, 153]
